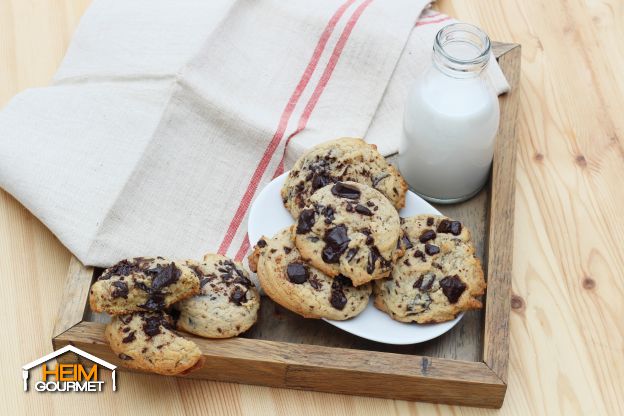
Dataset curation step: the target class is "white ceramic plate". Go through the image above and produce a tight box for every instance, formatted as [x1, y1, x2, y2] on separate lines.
[247, 172, 463, 345]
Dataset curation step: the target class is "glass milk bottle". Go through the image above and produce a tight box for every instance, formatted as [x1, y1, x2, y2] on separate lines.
[399, 23, 499, 203]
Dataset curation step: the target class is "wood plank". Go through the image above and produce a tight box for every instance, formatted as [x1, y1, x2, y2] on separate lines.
[492, 42, 517, 57]
[54, 321, 506, 408]
[52, 256, 94, 338]
[482, 44, 521, 383]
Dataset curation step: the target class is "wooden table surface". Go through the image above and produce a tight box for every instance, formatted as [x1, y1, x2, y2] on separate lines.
[1, 0, 622, 414]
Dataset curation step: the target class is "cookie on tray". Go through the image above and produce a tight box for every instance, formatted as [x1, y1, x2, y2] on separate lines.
[248, 226, 371, 320]
[90, 257, 200, 315]
[173, 254, 260, 338]
[281, 137, 407, 218]
[374, 215, 486, 323]
[293, 181, 403, 286]
[106, 311, 204, 375]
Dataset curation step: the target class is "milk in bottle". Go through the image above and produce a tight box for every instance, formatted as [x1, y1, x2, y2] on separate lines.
[399, 23, 500, 203]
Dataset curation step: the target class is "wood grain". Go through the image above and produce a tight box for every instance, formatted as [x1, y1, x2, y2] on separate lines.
[52, 256, 94, 338]
[1, 0, 623, 415]
[482, 44, 521, 384]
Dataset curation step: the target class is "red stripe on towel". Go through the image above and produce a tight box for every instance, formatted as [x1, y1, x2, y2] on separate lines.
[234, 0, 375, 261]
[217, 0, 358, 256]
[235, 235, 251, 262]
[273, 0, 375, 177]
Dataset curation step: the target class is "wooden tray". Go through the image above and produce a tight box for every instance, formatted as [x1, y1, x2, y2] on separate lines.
[52, 41, 520, 409]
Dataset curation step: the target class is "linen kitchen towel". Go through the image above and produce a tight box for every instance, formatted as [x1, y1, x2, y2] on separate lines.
[0, 0, 509, 267]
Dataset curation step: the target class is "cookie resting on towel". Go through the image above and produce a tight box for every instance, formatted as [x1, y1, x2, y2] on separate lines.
[281, 137, 407, 218]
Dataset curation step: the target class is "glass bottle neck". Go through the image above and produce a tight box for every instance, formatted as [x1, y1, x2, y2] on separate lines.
[432, 23, 491, 79]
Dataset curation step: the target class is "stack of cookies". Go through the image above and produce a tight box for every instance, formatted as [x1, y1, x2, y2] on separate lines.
[89, 254, 260, 375]
[250, 138, 486, 324]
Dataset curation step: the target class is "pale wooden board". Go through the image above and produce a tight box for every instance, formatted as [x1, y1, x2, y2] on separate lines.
[1, 0, 623, 415]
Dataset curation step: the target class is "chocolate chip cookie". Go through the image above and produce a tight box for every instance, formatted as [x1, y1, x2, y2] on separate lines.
[374, 215, 486, 323]
[249, 226, 371, 320]
[294, 181, 403, 286]
[90, 257, 200, 315]
[281, 137, 407, 218]
[173, 254, 260, 338]
[106, 311, 204, 375]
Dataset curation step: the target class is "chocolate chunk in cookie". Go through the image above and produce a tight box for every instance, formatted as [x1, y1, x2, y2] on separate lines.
[322, 225, 351, 263]
[437, 219, 462, 235]
[439, 275, 467, 304]
[331, 182, 361, 200]
[296, 209, 316, 234]
[286, 263, 309, 284]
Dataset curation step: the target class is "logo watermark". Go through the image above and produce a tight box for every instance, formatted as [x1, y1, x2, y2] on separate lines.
[22, 345, 117, 392]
